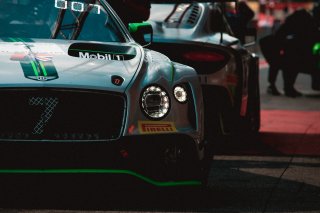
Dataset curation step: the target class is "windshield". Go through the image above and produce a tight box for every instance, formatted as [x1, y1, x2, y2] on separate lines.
[0, 0, 126, 42]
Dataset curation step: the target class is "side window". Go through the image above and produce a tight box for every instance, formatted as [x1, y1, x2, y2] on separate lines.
[52, 0, 125, 42]
[78, 10, 121, 42]
[53, 10, 76, 40]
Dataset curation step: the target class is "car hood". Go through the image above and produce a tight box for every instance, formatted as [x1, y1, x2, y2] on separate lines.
[0, 39, 143, 93]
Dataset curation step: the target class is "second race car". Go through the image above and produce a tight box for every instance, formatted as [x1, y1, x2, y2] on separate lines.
[148, 1, 260, 141]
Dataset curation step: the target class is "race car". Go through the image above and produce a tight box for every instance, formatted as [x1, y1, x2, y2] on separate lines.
[0, 0, 206, 187]
[148, 1, 260, 140]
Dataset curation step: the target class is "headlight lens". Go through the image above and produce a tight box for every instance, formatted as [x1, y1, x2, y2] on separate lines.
[141, 85, 170, 119]
[173, 86, 187, 103]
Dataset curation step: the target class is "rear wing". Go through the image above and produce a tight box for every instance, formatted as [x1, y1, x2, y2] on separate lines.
[150, 0, 239, 14]
[150, 0, 257, 45]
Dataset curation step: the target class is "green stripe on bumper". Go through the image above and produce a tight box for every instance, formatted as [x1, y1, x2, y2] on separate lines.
[0, 169, 202, 187]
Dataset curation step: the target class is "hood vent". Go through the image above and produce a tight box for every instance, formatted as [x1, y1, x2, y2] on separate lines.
[179, 4, 202, 28]
[187, 5, 200, 25]
[164, 3, 201, 29]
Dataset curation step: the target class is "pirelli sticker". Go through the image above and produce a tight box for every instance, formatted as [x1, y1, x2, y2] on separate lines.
[138, 121, 177, 134]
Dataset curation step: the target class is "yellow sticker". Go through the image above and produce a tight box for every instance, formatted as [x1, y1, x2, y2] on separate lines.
[138, 121, 177, 134]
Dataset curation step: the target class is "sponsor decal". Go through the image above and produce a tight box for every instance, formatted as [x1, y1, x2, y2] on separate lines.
[78, 51, 124, 61]
[68, 43, 136, 61]
[10, 52, 59, 81]
[111, 75, 124, 86]
[138, 121, 177, 134]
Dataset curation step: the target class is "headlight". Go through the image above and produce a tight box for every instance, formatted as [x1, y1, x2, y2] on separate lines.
[173, 86, 187, 103]
[141, 85, 170, 119]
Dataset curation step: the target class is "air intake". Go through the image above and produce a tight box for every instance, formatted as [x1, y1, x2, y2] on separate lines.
[187, 5, 200, 25]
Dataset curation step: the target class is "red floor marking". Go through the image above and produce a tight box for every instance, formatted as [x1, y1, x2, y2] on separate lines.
[260, 110, 320, 156]
[261, 110, 320, 134]
[259, 59, 269, 69]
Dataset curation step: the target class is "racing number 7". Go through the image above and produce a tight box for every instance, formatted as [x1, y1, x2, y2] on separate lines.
[29, 97, 59, 135]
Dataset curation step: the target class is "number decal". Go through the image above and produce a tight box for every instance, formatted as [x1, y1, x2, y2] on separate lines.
[29, 97, 59, 135]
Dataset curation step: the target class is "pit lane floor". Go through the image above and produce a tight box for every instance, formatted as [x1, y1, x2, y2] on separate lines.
[0, 58, 320, 213]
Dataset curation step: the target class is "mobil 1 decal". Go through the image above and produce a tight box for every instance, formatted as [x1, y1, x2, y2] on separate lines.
[10, 52, 59, 81]
[68, 43, 136, 61]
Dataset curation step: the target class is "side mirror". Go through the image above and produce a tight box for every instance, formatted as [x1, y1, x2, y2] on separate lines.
[128, 22, 153, 46]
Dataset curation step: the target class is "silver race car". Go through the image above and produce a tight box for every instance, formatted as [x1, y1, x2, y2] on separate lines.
[148, 2, 260, 140]
[0, 0, 206, 187]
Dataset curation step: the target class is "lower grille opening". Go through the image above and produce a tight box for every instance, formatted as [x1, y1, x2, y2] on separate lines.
[0, 89, 125, 141]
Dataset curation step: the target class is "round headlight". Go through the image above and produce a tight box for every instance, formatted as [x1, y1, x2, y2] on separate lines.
[141, 85, 170, 119]
[173, 86, 187, 103]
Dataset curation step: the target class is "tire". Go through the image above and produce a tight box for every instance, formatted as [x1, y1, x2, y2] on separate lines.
[202, 86, 235, 140]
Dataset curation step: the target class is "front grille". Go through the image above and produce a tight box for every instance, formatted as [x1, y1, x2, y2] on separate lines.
[0, 89, 125, 141]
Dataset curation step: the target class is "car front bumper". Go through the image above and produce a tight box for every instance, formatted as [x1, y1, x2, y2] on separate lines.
[0, 134, 202, 187]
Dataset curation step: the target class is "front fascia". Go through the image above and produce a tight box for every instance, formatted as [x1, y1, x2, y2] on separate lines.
[122, 50, 204, 148]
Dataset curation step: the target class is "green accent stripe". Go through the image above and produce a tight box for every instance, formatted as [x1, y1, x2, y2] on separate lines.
[20, 38, 34, 42]
[0, 169, 201, 187]
[17, 38, 25, 42]
[39, 61, 48, 76]
[9, 37, 18, 42]
[69, 48, 135, 56]
[1, 37, 34, 42]
[171, 63, 175, 83]
[30, 61, 39, 76]
[42, 61, 58, 77]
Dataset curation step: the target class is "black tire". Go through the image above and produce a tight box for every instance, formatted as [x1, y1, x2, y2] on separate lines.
[202, 86, 236, 140]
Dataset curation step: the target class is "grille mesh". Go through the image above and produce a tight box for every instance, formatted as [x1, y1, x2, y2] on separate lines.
[29, 97, 59, 135]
